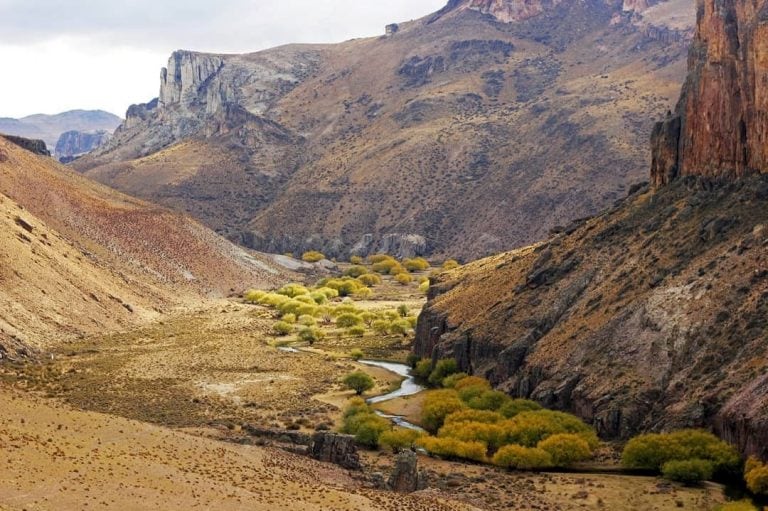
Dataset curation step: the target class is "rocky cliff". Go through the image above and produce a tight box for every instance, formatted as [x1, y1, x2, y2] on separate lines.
[0, 110, 121, 152]
[55, 130, 111, 162]
[417, 0, 768, 458]
[652, 0, 768, 185]
[76, 0, 694, 260]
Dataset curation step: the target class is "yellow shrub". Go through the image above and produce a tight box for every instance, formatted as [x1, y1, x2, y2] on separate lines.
[537, 433, 593, 466]
[438, 421, 506, 451]
[444, 410, 505, 425]
[421, 389, 467, 433]
[745, 457, 768, 495]
[417, 437, 487, 462]
[379, 428, 424, 453]
[302, 251, 325, 263]
[493, 445, 553, 470]
[403, 257, 430, 272]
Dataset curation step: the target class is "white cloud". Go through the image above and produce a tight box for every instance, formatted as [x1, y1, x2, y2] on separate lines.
[0, 0, 446, 118]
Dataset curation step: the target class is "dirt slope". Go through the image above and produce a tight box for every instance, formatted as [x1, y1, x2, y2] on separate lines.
[76, 0, 694, 260]
[0, 138, 292, 358]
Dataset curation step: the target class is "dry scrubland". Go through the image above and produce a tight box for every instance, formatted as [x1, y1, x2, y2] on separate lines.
[0, 257, 738, 510]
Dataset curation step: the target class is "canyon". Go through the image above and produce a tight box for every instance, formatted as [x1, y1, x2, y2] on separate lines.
[416, 0, 768, 459]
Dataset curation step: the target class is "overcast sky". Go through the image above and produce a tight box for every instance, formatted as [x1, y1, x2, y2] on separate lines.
[0, 0, 446, 118]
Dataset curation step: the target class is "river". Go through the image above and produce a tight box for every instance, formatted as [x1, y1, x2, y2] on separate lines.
[359, 359, 425, 431]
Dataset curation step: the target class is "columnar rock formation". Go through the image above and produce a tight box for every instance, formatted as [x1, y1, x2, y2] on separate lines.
[652, 0, 768, 185]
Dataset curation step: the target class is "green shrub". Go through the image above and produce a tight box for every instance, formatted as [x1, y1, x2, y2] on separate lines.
[293, 295, 316, 304]
[389, 319, 412, 337]
[371, 258, 404, 275]
[394, 273, 413, 285]
[372, 319, 392, 334]
[444, 409, 505, 425]
[467, 390, 511, 411]
[493, 445, 553, 470]
[244, 289, 266, 303]
[621, 430, 740, 474]
[302, 251, 325, 263]
[417, 437, 487, 462]
[413, 359, 433, 381]
[538, 434, 593, 467]
[315, 287, 340, 299]
[352, 414, 390, 448]
[379, 428, 424, 453]
[277, 283, 310, 297]
[337, 313, 363, 328]
[357, 274, 382, 287]
[504, 410, 598, 448]
[745, 457, 768, 495]
[298, 326, 323, 345]
[282, 313, 297, 324]
[442, 373, 469, 389]
[298, 314, 316, 326]
[343, 371, 375, 395]
[443, 259, 461, 270]
[367, 254, 393, 264]
[406, 353, 421, 369]
[397, 304, 410, 317]
[421, 389, 467, 433]
[438, 421, 506, 451]
[344, 265, 369, 278]
[499, 399, 543, 418]
[296, 304, 319, 317]
[308, 291, 329, 305]
[353, 287, 373, 299]
[348, 326, 366, 337]
[349, 348, 365, 361]
[428, 359, 460, 387]
[661, 459, 714, 484]
[350, 255, 364, 265]
[403, 257, 430, 272]
[273, 321, 293, 336]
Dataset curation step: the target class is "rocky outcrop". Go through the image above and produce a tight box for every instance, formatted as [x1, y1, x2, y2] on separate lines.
[387, 450, 428, 493]
[0, 135, 50, 156]
[55, 130, 111, 162]
[308, 433, 362, 470]
[350, 234, 429, 260]
[651, 0, 768, 185]
[123, 98, 158, 131]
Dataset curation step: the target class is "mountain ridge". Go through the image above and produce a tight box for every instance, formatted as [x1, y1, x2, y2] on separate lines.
[75, 0, 694, 260]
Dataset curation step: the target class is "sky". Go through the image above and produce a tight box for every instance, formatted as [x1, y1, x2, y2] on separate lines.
[0, 0, 446, 119]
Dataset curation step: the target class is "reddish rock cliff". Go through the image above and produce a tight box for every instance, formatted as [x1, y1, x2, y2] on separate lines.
[652, 0, 768, 184]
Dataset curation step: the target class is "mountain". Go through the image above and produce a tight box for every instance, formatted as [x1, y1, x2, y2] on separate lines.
[75, 0, 694, 260]
[55, 129, 112, 163]
[0, 136, 293, 360]
[0, 109, 121, 157]
[415, 0, 768, 458]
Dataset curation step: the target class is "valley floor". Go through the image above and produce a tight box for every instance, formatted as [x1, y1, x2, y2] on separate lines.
[0, 294, 729, 510]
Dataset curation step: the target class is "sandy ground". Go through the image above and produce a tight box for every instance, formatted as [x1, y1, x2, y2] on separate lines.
[0, 387, 475, 511]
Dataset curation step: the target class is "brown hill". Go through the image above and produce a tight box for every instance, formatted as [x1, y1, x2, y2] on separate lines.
[75, 0, 694, 260]
[0, 137, 292, 359]
[415, 0, 768, 458]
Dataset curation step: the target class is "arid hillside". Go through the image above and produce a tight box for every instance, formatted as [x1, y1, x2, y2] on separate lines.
[0, 137, 292, 359]
[76, 0, 694, 260]
[415, 0, 768, 458]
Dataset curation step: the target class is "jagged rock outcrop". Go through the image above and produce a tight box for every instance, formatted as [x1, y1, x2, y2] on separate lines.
[652, 0, 768, 185]
[0, 135, 50, 156]
[387, 450, 428, 493]
[55, 130, 111, 162]
[308, 432, 362, 470]
[76, 0, 693, 260]
[434, 0, 667, 23]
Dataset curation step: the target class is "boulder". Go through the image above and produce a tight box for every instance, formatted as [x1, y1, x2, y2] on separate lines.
[387, 450, 428, 493]
[308, 432, 361, 470]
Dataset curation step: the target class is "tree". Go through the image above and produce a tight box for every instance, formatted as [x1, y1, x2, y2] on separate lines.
[428, 359, 460, 387]
[343, 371, 375, 395]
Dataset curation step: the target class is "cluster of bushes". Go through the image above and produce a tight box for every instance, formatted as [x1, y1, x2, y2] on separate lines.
[341, 398, 391, 448]
[745, 457, 768, 495]
[407, 366, 597, 467]
[621, 430, 741, 484]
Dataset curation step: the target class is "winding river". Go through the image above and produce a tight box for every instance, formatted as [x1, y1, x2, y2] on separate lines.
[359, 360, 425, 431]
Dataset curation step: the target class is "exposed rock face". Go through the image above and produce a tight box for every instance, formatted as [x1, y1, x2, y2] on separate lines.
[55, 130, 111, 162]
[308, 433, 362, 470]
[387, 450, 428, 493]
[350, 234, 429, 260]
[435, 0, 665, 23]
[76, 0, 693, 260]
[0, 110, 121, 151]
[651, 0, 768, 185]
[0, 135, 50, 156]
[416, 176, 768, 457]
